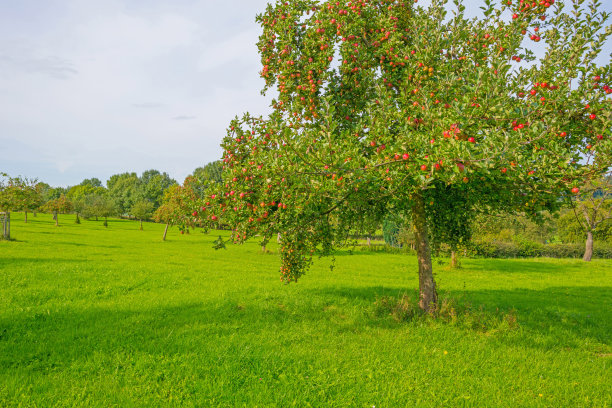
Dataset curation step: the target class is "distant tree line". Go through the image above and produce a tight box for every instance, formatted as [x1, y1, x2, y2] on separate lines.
[2, 163, 609, 262]
[0, 162, 223, 237]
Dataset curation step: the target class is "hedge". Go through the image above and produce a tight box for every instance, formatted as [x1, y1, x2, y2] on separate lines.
[467, 240, 612, 259]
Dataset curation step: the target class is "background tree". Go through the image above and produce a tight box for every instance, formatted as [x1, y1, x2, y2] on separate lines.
[0, 174, 42, 237]
[107, 172, 141, 216]
[194, 0, 611, 311]
[154, 179, 199, 241]
[139, 170, 177, 208]
[192, 161, 224, 196]
[67, 182, 107, 224]
[130, 200, 155, 230]
[94, 196, 117, 227]
[43, 186, 68, 203]
[80, 178, 103, 188]
[566, 172, 612, 261]
[42, 195, 73, 227]
[16, 177, 42, 223]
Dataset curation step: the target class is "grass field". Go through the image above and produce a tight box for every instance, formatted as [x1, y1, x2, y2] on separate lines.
[1, 212, 611, 407]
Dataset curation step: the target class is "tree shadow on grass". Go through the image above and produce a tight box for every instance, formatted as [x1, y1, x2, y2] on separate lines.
[461, 258, 588, 274]
[309, 284, 611, 348]
[0, 284, 609, 375]
[0, 300, 297, 373]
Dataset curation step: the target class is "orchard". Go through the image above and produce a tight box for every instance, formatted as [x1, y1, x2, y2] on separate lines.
[196, 0, 611, 311]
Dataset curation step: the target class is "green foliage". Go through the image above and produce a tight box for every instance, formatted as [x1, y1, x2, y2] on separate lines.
[80, 195, 117, 221]
[0, 174, 41, 213]
[153, 179, 199, 232]
[129, 200, 154, 222]
[563, 174, 612, 243]
[192, 161, 224, 196]
[106, 170, 177, 215]
[80, 178, 103, 187]
[67, 184, 106, 202]
[0, 213, 611, 406]
[139, 170, 177, 208]
[42, 186, 68, 202]
[106, 172, 141, 215]
[382, 213, 403, 247]
[213, 235, 226, 250]
[41, 194, 73, 215]
[425, 183, 473, 251]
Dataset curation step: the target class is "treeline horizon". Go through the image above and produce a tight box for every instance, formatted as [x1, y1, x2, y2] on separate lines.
[2, 163, 611, 261]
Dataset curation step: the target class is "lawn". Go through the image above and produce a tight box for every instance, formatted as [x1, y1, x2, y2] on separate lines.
[1, 212, 610, 407]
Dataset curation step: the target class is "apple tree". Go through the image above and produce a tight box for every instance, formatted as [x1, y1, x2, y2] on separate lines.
[154, 177, 200, 240]
[564, 171, 612, 261]
[196, 0, 611, 311]
[130, 199, 155, 230]
[42, 195, 73, 227]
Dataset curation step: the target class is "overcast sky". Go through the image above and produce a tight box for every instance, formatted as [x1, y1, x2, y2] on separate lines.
[1, 1, 611, 187]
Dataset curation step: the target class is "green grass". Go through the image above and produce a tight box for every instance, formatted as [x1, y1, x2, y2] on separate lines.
[1, 212, 611, 407]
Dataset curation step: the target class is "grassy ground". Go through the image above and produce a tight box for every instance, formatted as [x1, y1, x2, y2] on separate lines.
[1, 212, 610, 407]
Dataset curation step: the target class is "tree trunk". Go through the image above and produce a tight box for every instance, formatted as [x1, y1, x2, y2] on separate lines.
[411, 192, 437, 312]
[277, 232, 281, 243]
[33, 211, 37, 217]
[54, 212, 59, 227]
[367, 236, 371, 247]
[139, 219, 143, 230]
[162, 222, 169, 241]
[450, 250, 460, 269]
[24, 211, 28, 223]
[104, 217, 108, 228]
[583, 231, 594, 262]
[75, 213, 80, 224]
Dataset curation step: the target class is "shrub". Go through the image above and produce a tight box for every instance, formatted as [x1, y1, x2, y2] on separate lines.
[467, 240, 612, 259]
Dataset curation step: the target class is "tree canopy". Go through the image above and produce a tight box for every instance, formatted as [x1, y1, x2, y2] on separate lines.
[193, 0, 611, 310]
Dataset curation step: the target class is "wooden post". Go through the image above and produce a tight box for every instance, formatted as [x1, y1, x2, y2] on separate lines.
[1, 212, 9, 240]
[162, 222, 169, 241]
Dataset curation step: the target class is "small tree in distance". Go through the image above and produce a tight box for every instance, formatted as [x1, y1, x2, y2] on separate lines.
[154, 179, 199, 241]
[567, 172, 612, 261]
[42, 195, 73, 227]
[130, 200, 154, 230]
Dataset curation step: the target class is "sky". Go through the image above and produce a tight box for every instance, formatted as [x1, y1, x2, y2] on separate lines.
[1, 0, 611, 187]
